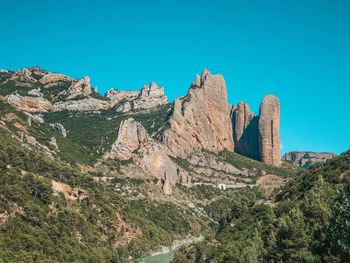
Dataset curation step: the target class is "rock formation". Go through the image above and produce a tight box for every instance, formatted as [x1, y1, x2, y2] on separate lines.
[105, 118, 178, 194]
[40, 73, 73, 88]
[134, 82, 168, 110]
[282, 151, 337, 168]
[139, 140, 177, 190]
[66, 76, 93, 99]
[6, 94, 53, 112]
[233, 101, 259, 160]
[0, 66, 283, 167]
[258, 94, 281, 166]
[106, 118, 148, 160]
[53, 98, 109, 112]
[163, 69, 234, 158]
[50, 123, 67, 138]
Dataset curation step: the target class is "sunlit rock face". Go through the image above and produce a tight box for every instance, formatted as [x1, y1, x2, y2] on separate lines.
[163, 69, 234, 158]
[258, 94, 281, 166]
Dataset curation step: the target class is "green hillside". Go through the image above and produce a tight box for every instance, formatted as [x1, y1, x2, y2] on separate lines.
[173, 150, 350, 262]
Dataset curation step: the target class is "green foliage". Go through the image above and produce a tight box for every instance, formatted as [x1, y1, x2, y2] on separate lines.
[42, 104, 171, 165]
[0, 129, 209, 262]
[328, 186, 350, 261]
[174, 150, 350, 263]
[219, 149, 297, 180]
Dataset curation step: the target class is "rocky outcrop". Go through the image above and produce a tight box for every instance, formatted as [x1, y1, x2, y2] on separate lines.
[258, 95, 281, 166]
[66, 76, 93, 99]
[6, 94, 53, 112]
[50, 123, 67, 138]
[282, 151, 337, 168]
[134, 82, 168, 110]
[116, 102, 131, 113]
[163, 69, 234, 158]
[53, 98, 109, 111]
[105, 118, 178, 194]
[139, 140, 177, 194]
[106, 89, 139, 102]
[40, 73, 73, 88]
[28, 89, 43, 97]
[106, 118, 148, 160]
[233, 102, 259, 160]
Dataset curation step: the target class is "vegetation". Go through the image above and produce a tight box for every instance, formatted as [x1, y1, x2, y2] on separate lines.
[0, 129, 208, 262]
[173, 150, 350, 262]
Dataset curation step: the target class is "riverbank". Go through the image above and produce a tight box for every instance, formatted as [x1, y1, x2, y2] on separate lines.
[142, 235, 204, 263]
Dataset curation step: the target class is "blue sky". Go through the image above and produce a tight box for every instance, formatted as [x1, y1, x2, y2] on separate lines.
[1, 0, 349, 155]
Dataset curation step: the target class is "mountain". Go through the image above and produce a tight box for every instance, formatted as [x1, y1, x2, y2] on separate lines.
[1, 67, 281, 165]
[0, 66, 300, 262]
[282, 151, 337, 168]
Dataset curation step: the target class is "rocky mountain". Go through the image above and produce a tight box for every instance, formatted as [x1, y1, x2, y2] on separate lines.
[0, 66, 289, 195]
[0, 66, 306, 262]
[282, 151, 337, 168]
[0, 66, 169, 113]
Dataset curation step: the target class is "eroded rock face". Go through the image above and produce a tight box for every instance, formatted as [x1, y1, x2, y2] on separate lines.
[282, 151, 337, 168]
[6, 94, 53, 112]
[66, 76, 93, 99]
[105, 118, 178, 194]
[53, 98, 109, 111]
[233, 102, 259, 160]
[106, 118, 148, 160]
[139, 140, 177, 188]
[40, 73, 73, 88]
[50, 123, 67, 138]
[106, 89, 139, 102]
[163, 69, 234, 158]
[258, 95, 281, 166]
[134, 82, 168, 110]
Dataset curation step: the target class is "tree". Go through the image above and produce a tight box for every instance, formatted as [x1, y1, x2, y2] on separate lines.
[328, 186, 350, 261]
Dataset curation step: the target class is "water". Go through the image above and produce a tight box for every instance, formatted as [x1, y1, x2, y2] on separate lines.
[143, 248, 173, 263]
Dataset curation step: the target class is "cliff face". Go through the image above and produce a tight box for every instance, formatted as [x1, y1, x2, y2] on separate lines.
[233, 101, 259, 160]
[104, 118, 177, 194]
[163, 69, 234, 158]
[258, 94, 281, 166]
[0, 67, 169, 113]
[0, 66, 283, 166]
[282, 151, 337, 168]
[162, 70, 281, 165]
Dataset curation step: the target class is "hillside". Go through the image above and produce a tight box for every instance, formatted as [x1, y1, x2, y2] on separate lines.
[0, 67, 302, 262]
[173, 150, 350, 262]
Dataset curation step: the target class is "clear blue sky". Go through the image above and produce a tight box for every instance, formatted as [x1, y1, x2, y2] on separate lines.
[1, 0, 349, 155]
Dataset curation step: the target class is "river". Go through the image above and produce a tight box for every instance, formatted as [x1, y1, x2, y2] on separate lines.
[142, 235, 204, 263]
[143, 247, 174, 263]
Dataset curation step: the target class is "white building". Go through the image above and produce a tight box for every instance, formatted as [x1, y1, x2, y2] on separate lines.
[218, 184, 226, 190]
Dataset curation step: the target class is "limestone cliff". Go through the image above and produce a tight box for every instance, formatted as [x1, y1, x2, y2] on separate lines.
[105, 118, 148, 160]
[105, 118, 177, 194]
[233, 101, 259, 160]
[163, 69, 234, 158]
[0, 67, 169, 113]
[258, 94, 281, 166]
